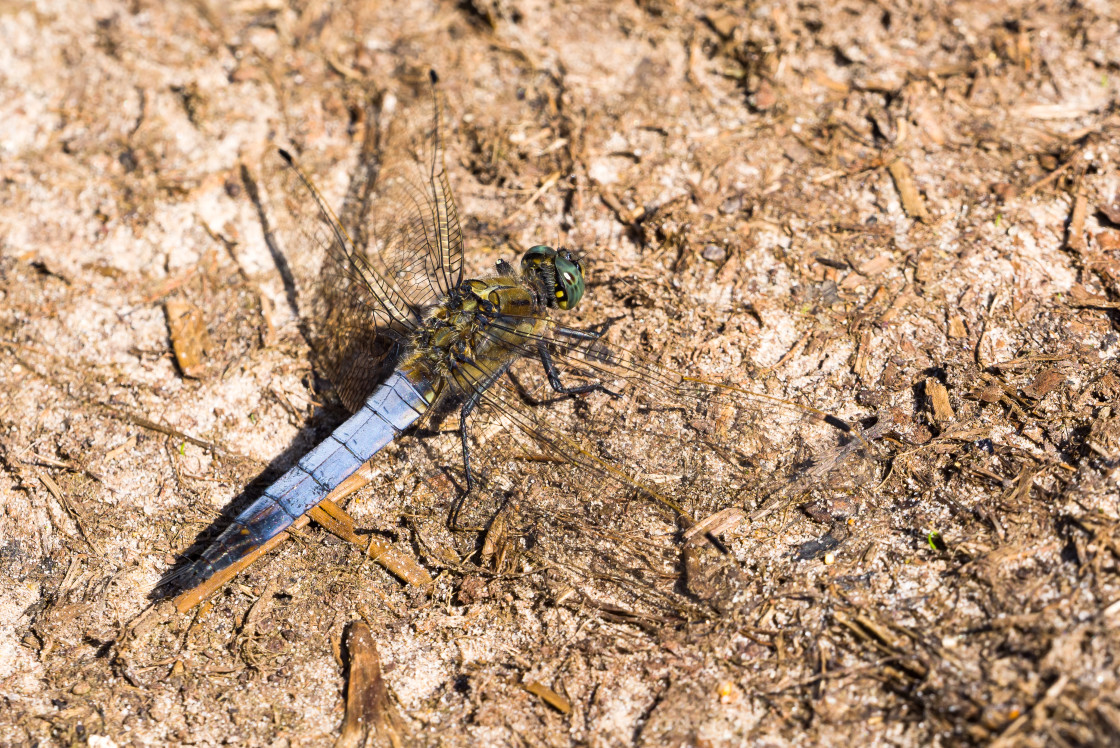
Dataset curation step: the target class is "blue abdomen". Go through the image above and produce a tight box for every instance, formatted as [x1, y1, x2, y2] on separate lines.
[177, 369, 431, 587]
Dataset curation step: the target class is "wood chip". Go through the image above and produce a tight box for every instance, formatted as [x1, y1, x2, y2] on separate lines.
[1022, 367, 1064, 399]
[480, 497, 521, 572]
[682, 507, 745, 542]
[1097, 230, 1120, 251]
[165, 300, 212, 379]
[813, 70, 850, 93]
[853, 329, 872, 380]
[525, 681, 571, 714]
[311, 500, 433, 588]
[1067, 190, 1088, 252]
[105, 435, 137, 460]
[336, 621, 402, 748]
[598, 186, 644, 225]
[857, 253, 894, 276]
[887, 160, 930, 222]
[1013, 103, 1101, 120]
[839, 270, 869, 291]
[925, 378, 954, 423]
[947, 315, 967, 338]
[1068, 285, 1120, 309]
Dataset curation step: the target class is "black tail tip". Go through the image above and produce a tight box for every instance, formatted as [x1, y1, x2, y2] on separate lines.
[277, 147, 294, 165]
[428, 69, 439, 85]
[154, 559, 209, 597]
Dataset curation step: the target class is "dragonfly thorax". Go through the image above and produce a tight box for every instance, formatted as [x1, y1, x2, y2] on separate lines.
[521, 245, 585, 310]
[405, 273, 545, 384]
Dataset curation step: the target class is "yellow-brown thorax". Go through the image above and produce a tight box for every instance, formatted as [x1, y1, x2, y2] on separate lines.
[398, 274, 550, 407]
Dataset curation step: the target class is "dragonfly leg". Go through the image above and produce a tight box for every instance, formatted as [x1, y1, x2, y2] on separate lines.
[458, 359, 514, 492]
[552, 325, 602, 340]
[553, 315, 621, 340]
[536, 340, 621, 398]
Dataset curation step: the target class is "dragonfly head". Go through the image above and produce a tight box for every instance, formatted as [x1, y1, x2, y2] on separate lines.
[521, 245, 585, 310]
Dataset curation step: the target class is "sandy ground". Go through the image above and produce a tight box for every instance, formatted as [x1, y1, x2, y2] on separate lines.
[2, 0, 1120, 745]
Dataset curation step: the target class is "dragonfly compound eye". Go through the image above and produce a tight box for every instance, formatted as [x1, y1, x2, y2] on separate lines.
[520, 245, 584, 309]
[552, 253, 585, 310]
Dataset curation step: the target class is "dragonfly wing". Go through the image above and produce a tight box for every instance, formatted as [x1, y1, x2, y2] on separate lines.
[429, 314, 879, 613]
[261, 147, 424, 409]
[264, 147, 421, 332]
[476, 315, 877, 507]
[369, 76, 464, 307]
[262, 77, 461, 409]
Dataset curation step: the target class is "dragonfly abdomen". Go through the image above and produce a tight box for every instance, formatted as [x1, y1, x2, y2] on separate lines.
[177, 368, 433, 586]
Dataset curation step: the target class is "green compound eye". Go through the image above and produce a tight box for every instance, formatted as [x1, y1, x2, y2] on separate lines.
[521, 245, 586, 310]
[553, 251, 585, 309]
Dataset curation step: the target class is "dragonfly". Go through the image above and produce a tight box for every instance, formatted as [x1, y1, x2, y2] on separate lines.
[169, 73, 875, 601]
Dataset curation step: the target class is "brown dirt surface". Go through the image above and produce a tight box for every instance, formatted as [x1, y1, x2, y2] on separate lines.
[3, 1, 1120, 746]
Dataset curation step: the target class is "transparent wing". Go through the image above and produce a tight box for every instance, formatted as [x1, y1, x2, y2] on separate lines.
[487, 315, 876, 508]
[392, 313, 880, 617]
[264, 148, 422, 332]
[259, 147, 424, 411]
[259, 75, 462, 410]
[367, 74, 464, 308]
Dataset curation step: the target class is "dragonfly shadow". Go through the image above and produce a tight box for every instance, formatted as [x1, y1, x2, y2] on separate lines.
[150, 402, 356, 602]
[241, 162, 305, 337]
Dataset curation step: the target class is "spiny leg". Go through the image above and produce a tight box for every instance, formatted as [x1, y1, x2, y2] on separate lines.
[458, 358, 514, 494]
[553, 315, 621, 340]
[536, 340, 621, 398]
[552, 325, 603, 340]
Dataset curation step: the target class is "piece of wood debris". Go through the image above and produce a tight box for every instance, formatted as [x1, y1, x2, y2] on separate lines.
[311, 500, 433, 588]
[683, 507, 745, 543]
[1022, 367, 1064, 400]
[598, 186, 645, 225]
[105, 435, 137, 460]
[524, 681, 571, 714]
[852, 329, 871, 379]
[336, 621, 403, 748]
[165, 300, 212, 379]
[813, 70, 850, 93]
[480, 496, 521, 572]
[925, 378, 954, 423]
[947, 315, 967, 338]
[857, 253, 895, 276]
[1067, 285, 1120, 309]
[887, 159, 930, 222]
[1066, 190, 1088, 252]
[1013, 102, 1102, 120]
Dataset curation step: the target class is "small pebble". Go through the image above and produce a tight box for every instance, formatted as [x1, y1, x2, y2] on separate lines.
[855, 389, 882, 406]
[701, 244, 727, 262]
[823, 552, 836, 565]
[72, 682, 91, 695]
